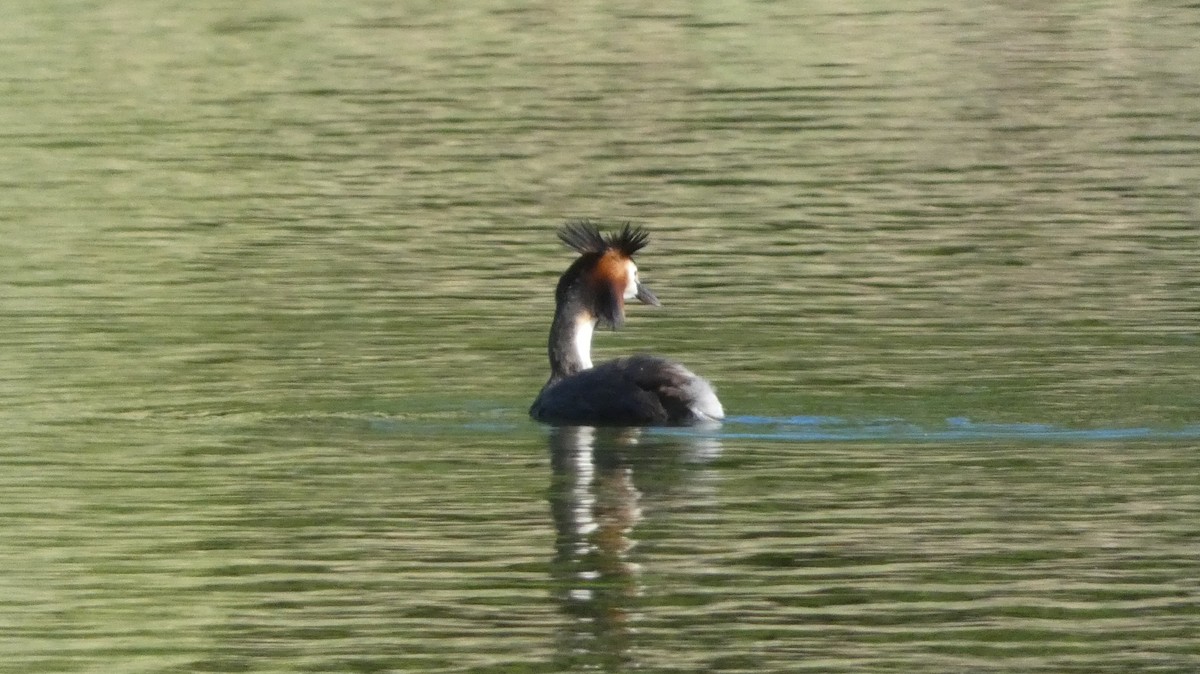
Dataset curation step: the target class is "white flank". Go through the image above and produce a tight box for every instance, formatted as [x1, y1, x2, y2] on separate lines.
[687, 378, 725, 421]
[672, 363, 725, 422]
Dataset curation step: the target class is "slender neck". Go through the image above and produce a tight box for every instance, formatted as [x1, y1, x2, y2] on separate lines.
[546, 296, 596, 382]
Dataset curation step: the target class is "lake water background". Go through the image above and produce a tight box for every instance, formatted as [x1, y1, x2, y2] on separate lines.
[2, 2, 1197, 672]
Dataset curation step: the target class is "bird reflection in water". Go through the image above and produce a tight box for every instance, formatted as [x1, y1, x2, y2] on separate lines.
[546, 425, 721, 670]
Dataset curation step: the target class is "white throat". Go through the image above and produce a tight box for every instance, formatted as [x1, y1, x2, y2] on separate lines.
[573, 315, 596, 370]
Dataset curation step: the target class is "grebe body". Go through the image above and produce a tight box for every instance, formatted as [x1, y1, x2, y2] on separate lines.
[529, 222, 724, 426]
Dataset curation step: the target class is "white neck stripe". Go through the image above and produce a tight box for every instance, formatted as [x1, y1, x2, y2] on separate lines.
[573, 316, 595, 370]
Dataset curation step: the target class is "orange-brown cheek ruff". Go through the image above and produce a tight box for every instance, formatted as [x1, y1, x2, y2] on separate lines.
[589, 251, 631, 327]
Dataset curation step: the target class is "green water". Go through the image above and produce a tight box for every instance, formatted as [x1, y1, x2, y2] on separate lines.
[2, 2, 1198, 672]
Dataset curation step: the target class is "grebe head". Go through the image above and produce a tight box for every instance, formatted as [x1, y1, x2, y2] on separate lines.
[556, 221, 660, 328]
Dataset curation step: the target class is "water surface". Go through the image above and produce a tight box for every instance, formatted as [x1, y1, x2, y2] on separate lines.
[2, 2, 1198, 672]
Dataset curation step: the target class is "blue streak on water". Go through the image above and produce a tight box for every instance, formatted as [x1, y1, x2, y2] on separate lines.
[682, 416, 1200, 442]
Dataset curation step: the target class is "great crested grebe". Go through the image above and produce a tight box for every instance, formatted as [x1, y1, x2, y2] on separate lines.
[529, 222, 724, 426]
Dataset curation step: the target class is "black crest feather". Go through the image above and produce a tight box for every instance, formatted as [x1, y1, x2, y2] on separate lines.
[558, 221, 649, 258]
